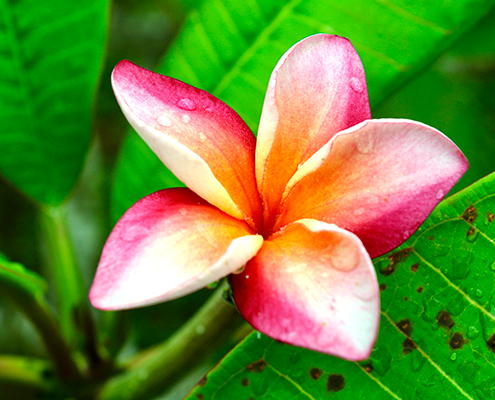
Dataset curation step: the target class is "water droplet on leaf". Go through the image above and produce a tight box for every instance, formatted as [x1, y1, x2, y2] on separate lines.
[349, 77, 364, 93]
[490, 261, 495, 272]
[466, 228, 479, 242]
[467, 325, 480, 339]
[436, 189, 444, 200]
[177, 98, 197, 110]
[475, 289, 483, 298]
[450, 352, 457, 361]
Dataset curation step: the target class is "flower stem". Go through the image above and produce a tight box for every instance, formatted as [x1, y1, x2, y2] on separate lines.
[39, 204, 101, 366]
[96, 283, 251, 400]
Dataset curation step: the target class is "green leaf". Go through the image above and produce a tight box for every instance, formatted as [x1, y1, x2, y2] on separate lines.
[0, 251, 47, 300]
[186, 171, 495, 400]
[111, 0, 495, 220]
[375, 7, 495, 195]
[0, 0, 109, 206]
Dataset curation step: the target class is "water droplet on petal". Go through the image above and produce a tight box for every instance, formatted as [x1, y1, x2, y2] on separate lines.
[436, 189, 444, 200]
[402, 230, 410, 240]
[156, 115, 172, 127]
[177, 98, 197, 111]
[356, 132, 375, 154]
[349, 77, 364, 93]
[354, 208, 365, 216]
[181, 115, 191, 123]
[329, 237, 359, 272]
[198, 132, 207, 142]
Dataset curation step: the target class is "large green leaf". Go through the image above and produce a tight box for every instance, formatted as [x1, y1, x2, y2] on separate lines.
[0, 0, 109, 206]
[111, 0, 495, 220]
[187, 171, 495, 399]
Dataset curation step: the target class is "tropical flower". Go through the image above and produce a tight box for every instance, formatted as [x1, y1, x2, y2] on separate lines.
[89, 34, 468, 361]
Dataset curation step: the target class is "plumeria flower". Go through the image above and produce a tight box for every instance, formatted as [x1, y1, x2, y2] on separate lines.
[90, 34, 467, 361]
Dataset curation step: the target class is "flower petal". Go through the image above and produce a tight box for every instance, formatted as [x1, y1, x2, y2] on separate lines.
[275, 119, 469, 257]
[232, 219, 379, 360]
[255, 34, 371, 228]
[90, 188, 263, 310]
[112, 60, 262, 229]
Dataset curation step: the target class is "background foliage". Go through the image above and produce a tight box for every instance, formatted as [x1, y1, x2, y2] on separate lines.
[0, 0, 495, 399]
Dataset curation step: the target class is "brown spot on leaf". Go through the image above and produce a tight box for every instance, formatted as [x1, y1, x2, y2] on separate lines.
[380, 248, 411, 276]
[241, 378, 250, 386]
[411, 263, 419, 272]
[247, 359, 266, 373]
[379, 283, 387, 291]
[437, 310, 455, 330]
[396, 318, 413, 336]
[417, 286, 424, 293]
[196, 395, 204, 400]
[462, 205, 478, 224]
[310, 368, 322, 380]
[449, 332, 465, 349]
[363, 363, 373, 373]
[428, 235, 435, 241]
[198, 376, 207, 387]
[327, 374, 345, 392]
[488, 212, 495, 223]
[467, 226, 476, 238]
[404, 297, 408, 301]
[486, 334, 495, 352]
[402, 337, 417, 354]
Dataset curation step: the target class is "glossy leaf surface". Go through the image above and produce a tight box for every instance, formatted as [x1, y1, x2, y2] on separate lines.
[187, 171, 495, 399]
[0, 0, 108, 205]
[112, 0, 494, 220]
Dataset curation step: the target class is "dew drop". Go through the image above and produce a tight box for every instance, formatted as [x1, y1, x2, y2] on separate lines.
[356, 132, 375, 154]
[466, 228, 479, 242]
[467, 325, 480, 339]
[195, 325, 205, 335]
[349, 77, 364, 93]
[450, 352, 457, 361]
[490, 260, 495, 272]
[198, 132, 207, 142]
[181, 114, 191, 123]
[354, 208, 365, 216]
[156, 115, 172, 127]
[177, 97, 197, 111]
[475, 289, 483, 298]
[436, 189, 444, 200]
[402, 230, 410, 241]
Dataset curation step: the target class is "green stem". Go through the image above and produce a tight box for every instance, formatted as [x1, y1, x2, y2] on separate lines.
[0, 354, 55, 392]
[39, 205, 101, 366]
[97, 283, 250, 400]
[0, 263, 81, 382]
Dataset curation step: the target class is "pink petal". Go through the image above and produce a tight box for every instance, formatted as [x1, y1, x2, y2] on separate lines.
[90, 188, 263, 310]
[112, 60, 262, 229]
[275, 119, 469, 258]
[232, 219, 379, 360]
[255, 34, 371, 230]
